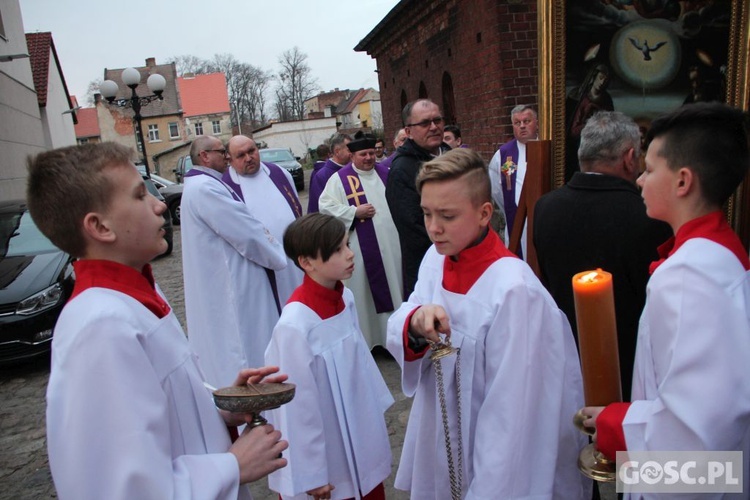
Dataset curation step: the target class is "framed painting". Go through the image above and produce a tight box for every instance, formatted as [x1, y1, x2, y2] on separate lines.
[538, 0, 750, 246]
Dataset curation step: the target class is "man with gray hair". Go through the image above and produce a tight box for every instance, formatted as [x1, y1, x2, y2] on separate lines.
[533, 111, 671, 401]
[307, 133, 352, 213]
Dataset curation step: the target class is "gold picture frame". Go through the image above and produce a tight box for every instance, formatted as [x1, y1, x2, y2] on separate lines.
[538, 1, 750, 246]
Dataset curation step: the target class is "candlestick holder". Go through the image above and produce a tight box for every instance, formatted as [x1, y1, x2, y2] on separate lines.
[573, 410, 616, 482]
[213, 383, 296, 428]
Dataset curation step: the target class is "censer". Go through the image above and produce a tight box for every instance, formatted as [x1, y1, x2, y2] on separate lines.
[428, 336, 463, 500]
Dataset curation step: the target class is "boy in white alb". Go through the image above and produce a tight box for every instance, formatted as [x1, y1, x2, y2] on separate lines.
[28, 142, 288, 500]
[265, 213, 393, 500]
[580, 103, 750, 499]
[386, 148, 591, 499]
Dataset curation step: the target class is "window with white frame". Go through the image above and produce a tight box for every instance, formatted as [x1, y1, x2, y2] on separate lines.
[169, 122, 179, 139]
[148, 124, 160, 142]
[212, 120, 221, 134]
[195, 122, 204, 135]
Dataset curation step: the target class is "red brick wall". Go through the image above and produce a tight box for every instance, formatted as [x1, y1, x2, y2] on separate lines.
[361, 0, 538, 161]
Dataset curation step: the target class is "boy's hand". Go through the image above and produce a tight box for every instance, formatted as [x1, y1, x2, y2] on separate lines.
[233, 365, 289, 386]
[229, 424, 288, 484]
[307, 483, 335, 499]
[409, 305, 451, 343]
[574, 406, 605, 441]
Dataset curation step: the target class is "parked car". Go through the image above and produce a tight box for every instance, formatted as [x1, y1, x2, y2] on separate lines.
[149, 174, 184, 226]
[141, 174, 174, 256]
[259, 148, 305, 191]
[0, 200, 75, 365]
[173, 155, 193, 184]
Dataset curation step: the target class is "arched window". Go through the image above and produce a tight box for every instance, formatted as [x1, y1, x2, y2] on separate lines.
[442, 72, 457, 126]
[419, 81, 428, 99]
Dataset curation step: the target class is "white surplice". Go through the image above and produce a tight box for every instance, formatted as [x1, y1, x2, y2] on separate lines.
[47, 288, 250, 500]
[318, 166, 403, 348]
[386, 241, 590, 499]
[227, 164, 303, 304]
[623, 238, 750, 499]
[182, 168, 287, 389]
[265, 286, 394, 499]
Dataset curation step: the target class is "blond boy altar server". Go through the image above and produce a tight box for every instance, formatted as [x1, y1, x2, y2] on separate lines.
[386, 148, 590, 499]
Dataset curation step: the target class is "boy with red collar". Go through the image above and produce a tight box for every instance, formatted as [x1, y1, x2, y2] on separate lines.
[385, 148, 591, 499]
[265, 213, 393, 500]
[580, 103, 750, 485]
[27, 143, 288, 500]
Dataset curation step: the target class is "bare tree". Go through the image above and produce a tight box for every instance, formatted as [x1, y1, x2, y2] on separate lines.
[168, 54, 212, 75]
[84, 78, 103, 106]
[275, 47, 319, 121]
[167, 53, 272, 129]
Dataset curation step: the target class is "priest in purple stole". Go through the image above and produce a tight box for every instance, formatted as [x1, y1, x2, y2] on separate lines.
[307, 134, 353, 214]
[319, 132, 403, 348]
[224, 135, 304, 308]
[488, 105, 539, 259]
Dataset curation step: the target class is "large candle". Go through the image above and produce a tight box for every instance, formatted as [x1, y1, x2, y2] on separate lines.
[572, 269, 622, 406]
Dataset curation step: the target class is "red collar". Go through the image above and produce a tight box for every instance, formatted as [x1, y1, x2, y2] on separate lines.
[287, 274, 345, 320]
[443, 229, 517, 294]
[70, 260, 171, 318]
[649, 211, 750, 274]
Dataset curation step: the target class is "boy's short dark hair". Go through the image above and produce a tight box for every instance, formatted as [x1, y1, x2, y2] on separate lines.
[283, 213, 347, 270]
[26, 142, 135, 258]
[416, 148, 491, 207]
[647, 102, 750, 206]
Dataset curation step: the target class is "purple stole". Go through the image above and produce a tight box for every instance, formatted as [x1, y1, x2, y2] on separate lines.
[185, 168, 243, 202]
[337, 163, 394, 313]
[222, 163, 302, 219]
[498, 139, 523, 258]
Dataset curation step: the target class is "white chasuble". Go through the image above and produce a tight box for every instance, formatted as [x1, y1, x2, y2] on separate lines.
[318, 166, 403, 348]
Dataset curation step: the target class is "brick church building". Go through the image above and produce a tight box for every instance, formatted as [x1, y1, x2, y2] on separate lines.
[355, 0, 539, 162]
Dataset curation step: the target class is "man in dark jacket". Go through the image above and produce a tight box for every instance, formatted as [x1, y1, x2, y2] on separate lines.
[386, 99, 450, 299]
[533, 111, 671, 400]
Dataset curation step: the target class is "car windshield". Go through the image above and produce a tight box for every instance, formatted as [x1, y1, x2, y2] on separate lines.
[260, 149, 295, 163]
[0, 211, 58, 256]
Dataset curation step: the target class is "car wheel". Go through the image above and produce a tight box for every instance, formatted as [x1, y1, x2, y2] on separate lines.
[170, 200, 181, 226]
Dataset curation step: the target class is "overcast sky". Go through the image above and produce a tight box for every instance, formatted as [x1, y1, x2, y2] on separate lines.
[19, 0, 399, 105]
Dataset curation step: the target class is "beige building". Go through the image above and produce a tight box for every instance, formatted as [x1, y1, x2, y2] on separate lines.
[0, 0, 76, 200]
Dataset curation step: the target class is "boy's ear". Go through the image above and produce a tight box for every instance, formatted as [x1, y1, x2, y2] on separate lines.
[81, 212, 116, 244]
[298, 255, 315, 273]
[478, 201, 493, 227]
[676, 167, 695, 198]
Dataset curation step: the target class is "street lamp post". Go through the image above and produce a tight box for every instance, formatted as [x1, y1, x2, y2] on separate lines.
[100, 67, 167, 177]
